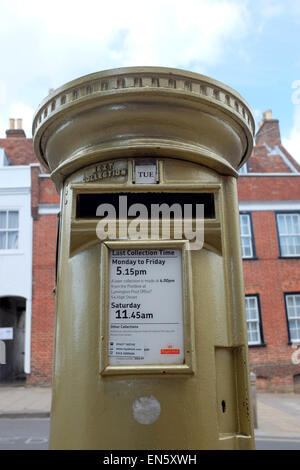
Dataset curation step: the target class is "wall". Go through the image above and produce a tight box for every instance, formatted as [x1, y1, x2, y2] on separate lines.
[238, 173, 300, 392]
[0, 165, 33, 378]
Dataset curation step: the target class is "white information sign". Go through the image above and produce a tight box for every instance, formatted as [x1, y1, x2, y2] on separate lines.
[108, 248, 184, 365]
[0, 327, 13, 340]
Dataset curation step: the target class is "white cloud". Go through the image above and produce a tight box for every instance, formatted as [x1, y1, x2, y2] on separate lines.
[259, 0, 285, 17]
[0, 117, 7, 138]
[10, 103, 35, 138]
[258, 0, 300, 19]
[0, 103, 35, 138]
[0, 80, 6, 106]
[0, 0, 251, 137]
[253, 109, 263, 128]
[0, 0, 250, 82]
[282, 106, 300, 164]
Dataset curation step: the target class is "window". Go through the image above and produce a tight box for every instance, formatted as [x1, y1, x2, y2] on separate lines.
[240, 213, 255, 258]
[0, 210, 19, 249]
[245, 296, 263, 345]
[276, 213, 300, 257]
[0, 148, 9, 166]
[238, 162, 248, 175]
[285, 294, 300, 343]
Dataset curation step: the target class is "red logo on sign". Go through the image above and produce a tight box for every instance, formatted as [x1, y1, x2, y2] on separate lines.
[160, 348, 180, 355]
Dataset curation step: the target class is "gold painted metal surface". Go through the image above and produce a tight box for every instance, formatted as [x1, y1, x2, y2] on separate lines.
[33, 67, 255, 450]
[33, 66, 254, 190]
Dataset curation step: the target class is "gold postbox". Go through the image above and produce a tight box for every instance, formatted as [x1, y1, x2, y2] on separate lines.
[33, 67, 255, 450]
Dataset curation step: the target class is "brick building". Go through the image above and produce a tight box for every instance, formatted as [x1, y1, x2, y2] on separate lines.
[0, 119, 58, 384]
[0, 112, 299, 391]
[238, 110, 300, 392]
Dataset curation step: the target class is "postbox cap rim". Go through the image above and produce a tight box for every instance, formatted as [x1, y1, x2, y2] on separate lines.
[33, 66, 254, 120]
[32, 66, 255, 184]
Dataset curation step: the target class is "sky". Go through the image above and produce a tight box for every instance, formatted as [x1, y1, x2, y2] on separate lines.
[0, 0, 300, 162]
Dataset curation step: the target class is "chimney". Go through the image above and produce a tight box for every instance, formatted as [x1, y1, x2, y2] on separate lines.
[6, 118, 26, 139]
[255, 109, 281, 148]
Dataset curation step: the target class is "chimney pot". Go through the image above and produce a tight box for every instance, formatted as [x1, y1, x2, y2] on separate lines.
[255, 110, 281, 147]
[6, 118, 26, 139]
[262, 110, 273, 121]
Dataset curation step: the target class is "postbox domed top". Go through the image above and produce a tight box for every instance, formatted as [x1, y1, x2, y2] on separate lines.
[33, 66, 255, 188]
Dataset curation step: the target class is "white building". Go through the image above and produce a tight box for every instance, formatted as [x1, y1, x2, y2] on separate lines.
[0, 134, 34, 381]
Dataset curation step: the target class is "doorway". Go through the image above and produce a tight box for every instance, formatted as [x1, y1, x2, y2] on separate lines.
[0, 296, 26, 383]
[294, 374, 300, 394]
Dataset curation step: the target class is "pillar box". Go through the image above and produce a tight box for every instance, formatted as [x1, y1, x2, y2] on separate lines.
[33, 67, 255, 450]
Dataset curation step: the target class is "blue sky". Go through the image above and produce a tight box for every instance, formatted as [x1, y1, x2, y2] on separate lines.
[0, 0, 300, 162]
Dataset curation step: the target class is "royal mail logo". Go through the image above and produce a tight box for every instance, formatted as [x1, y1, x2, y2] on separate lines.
[160, 345, 180, 355]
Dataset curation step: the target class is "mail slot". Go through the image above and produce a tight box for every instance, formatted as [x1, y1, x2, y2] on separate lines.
[76, 192, 216, 219]
[33, 66, 255, 450]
